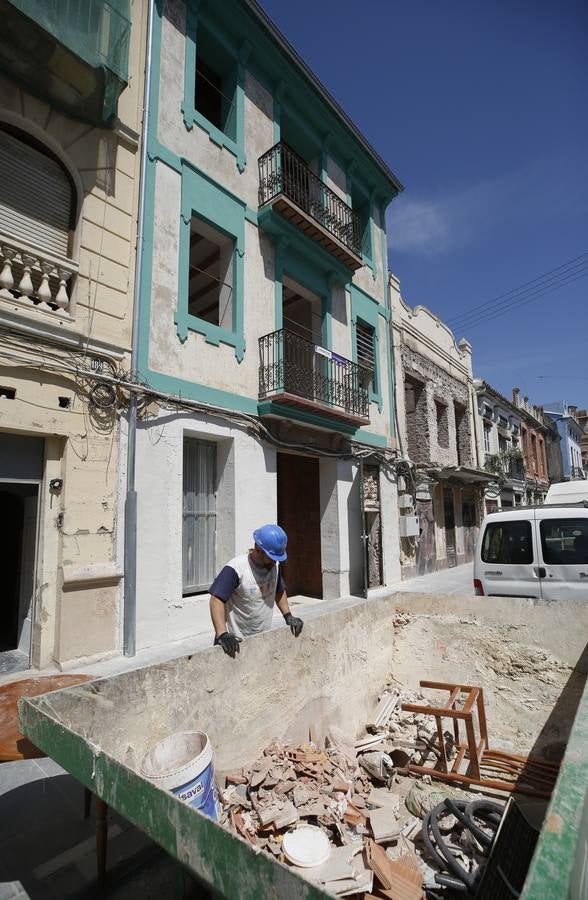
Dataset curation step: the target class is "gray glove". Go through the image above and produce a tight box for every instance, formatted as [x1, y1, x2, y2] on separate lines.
[284, 612, 303, 637]
[214, 632, 241, 658]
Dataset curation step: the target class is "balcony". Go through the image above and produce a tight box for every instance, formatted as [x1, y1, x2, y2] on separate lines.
[484, 452, 525, 482]
[0, 0, 131, 125]
[570, 466, 586, 480]
[258, 143, 363, 270]
[0, 235, 78, 318]
[258, 329, 371, 426]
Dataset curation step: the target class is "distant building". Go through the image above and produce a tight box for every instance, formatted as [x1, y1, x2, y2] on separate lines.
[474, 383, 550, 510]
[543, 402, 586, 480]
[391, 278, 491, 578]
[576, 409, 588, 472]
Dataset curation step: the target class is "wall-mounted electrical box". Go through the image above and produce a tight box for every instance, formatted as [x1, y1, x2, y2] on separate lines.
[398, 494, 413, 510]
[399, 515, 420, 537]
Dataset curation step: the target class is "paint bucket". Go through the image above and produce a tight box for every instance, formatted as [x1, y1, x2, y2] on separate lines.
[140, 731, 219, 820]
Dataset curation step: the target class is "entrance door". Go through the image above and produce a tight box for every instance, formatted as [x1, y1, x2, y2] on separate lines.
[0, 484, 39, 667]
[277, 452, 322, 598]
[0, 433, 43, 673]
[444, 488, 457, 567]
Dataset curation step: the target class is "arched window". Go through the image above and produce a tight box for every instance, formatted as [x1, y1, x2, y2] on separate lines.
[0, 125, 78, 312]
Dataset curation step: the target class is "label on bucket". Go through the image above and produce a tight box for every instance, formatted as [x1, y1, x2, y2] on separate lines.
[173, 761, 219, 821]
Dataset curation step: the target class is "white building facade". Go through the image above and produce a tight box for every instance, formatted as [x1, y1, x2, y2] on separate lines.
[129, 0, 403, 650]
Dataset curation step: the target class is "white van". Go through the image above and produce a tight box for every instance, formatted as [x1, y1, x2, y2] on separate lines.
[474, 503, 588, 599]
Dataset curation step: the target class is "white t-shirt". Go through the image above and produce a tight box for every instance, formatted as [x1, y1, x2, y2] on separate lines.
[209, 553, 285, 639]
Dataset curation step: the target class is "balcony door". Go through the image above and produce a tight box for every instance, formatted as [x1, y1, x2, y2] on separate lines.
[282, 278, 326, 402]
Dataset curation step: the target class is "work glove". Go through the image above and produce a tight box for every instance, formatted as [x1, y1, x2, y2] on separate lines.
[284, 612, 303, 637]
[214, 632, 241, 658]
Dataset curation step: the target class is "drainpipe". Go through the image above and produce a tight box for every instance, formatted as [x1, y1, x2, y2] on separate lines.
[124, 0, 154, 657]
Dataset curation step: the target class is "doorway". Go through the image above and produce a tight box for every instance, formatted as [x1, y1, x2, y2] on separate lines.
[0, 433, 44, 674]
[277, 452, 322, 598]
[443, 487, 457, 567]
[0, 484, 39, 672]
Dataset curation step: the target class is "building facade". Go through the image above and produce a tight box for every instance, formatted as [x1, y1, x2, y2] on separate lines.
[129, 0, 403, 651]
[391, 281, 490, 578]
[474, 383, 550, 510]
[544, 402, 586, 481]
[576, 409, 588, 473]
[0, 1, 146, 673]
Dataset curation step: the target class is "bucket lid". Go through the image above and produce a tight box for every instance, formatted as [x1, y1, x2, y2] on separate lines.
[282, 825, 331, 868]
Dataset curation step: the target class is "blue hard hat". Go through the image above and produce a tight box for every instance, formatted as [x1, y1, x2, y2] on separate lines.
[253, 523, 288, 562]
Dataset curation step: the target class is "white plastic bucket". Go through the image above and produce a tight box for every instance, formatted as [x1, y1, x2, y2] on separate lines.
[140, 731, 219, 820]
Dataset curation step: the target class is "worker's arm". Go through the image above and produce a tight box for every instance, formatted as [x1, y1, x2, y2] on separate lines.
[276, 590, 303, 637]
[210, 594, 228, 638]
[209, 590, 241, 658]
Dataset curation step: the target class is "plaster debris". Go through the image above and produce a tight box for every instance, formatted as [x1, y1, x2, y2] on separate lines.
[218, 682, 554, 898]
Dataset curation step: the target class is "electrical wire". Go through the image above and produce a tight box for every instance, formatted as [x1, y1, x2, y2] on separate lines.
[448, 251, 588, 328]
[0, 327, 400, 471]
[448, 255, 588, 333]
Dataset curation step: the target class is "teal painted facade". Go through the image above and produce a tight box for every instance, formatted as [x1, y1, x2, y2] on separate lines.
[137, 0, 402, 446]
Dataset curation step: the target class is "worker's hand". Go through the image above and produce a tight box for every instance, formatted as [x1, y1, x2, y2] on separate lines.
[214, 632, 241, 658]
[284, 612, 303, 637]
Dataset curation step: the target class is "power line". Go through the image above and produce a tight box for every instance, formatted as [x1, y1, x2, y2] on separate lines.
[450, 260, 588, 329]
[450, 267, 588, 332]
[448, 251, 588, 328]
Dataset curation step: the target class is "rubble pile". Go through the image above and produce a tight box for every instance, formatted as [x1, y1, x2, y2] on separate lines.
[219, 685, 506, 897]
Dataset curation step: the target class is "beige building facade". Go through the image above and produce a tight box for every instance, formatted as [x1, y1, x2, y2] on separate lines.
[0, 1, 146, 673]
[390, 275, 490, 578]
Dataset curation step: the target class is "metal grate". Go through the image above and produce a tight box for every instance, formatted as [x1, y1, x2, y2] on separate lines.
[182, 439, 216, 594]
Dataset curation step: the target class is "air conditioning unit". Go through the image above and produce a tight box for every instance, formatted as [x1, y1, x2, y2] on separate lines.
[398, 494, 413, 510]
[399, 515, 420, 537]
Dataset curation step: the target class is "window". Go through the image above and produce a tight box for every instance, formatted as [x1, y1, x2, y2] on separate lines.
[0, 125, 77, 311]
[194, 24, 237, 141]
[356, 320, 376, 392]
[462, 500, 476, 527]
[188, 216, 234, 328]
[540, 519, 588, 565]
[435, 401, 449, 449]
[498, 434, 508, 454]
[483, 423, 491, 453]
[182, 438, 216, 594]
[482, 520, 533, 564]
[498, 415, 508, 429]
[405, 376, 425, 462]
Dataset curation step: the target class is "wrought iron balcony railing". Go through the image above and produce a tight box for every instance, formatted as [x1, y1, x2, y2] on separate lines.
[258, 142, 362, 258]
[259, 328, 371, 422]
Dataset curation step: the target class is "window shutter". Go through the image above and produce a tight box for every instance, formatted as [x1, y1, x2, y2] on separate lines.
[357, 321, 375, 368]
[182, 439, 216, 593]
[0, 129, 72, 257]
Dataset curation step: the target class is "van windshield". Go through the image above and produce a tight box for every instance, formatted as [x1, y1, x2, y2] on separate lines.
[540, 519, 588, 565]
[481, 520, 533, 564]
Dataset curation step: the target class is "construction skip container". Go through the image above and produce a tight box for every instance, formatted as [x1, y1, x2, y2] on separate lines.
[19, 593, 588, 899]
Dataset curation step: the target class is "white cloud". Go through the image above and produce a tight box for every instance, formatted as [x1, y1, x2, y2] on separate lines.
[387, 199, 451, 254]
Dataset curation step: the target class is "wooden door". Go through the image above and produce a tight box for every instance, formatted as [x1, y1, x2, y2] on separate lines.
[277, 453, 322, 598]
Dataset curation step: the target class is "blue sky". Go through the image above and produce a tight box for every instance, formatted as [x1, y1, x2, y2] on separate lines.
[261, 0, 588, 408]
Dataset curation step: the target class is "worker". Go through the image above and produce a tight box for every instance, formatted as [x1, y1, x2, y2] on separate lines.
[209, 524, 303, 658]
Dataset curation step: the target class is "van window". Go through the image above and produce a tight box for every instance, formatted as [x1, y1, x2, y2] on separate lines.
[540, 519, 588, 565]
[481, 521, 533, 564]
